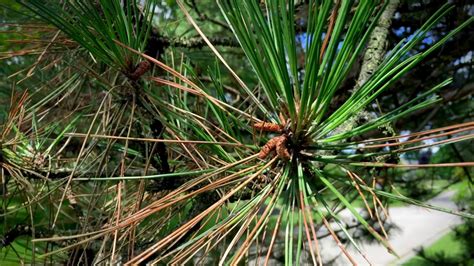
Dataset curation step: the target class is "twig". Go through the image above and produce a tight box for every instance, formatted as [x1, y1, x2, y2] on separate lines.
[148, 34, 239, 49]
[186, 0, 231, 31]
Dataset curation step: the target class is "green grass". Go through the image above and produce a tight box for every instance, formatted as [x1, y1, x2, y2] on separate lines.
[450, 179, 470, 193]
[402, 229, 464, 266]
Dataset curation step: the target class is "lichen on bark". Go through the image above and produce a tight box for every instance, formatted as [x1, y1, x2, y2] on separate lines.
[356, 0, 400, 89]
[338, 0, 400, 137]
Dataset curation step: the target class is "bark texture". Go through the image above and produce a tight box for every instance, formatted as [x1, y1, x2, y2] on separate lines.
[356, 0, 400, 89]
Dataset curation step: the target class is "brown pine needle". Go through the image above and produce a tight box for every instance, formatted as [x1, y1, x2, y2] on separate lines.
[126, 158, 276, 264]
[231, 173, 282, 264]
[347, 171, 374, 219]
[353, 162, 474, 168]
[264, 209, 283, 266]
[320, 0, 340, 63]
[299, 191, 322, 266]
[360, 121, 474, 144]
[65, 132, 246, 147]
[362, 126, 474, 149]
[321, 215, 359, 266]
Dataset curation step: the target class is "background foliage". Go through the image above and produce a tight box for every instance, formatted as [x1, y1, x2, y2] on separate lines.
[0, 0, 473, 265]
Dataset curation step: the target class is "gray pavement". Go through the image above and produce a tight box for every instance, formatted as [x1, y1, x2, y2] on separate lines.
[332, 190, 463, 265]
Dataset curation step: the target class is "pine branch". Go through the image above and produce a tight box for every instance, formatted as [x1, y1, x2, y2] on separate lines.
[356, 0, 400, 89]
[350, 0, 400, 135]
[147, 33, 239, 51]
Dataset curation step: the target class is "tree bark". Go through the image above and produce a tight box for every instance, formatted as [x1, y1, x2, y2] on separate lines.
[356, 0, 400, 89]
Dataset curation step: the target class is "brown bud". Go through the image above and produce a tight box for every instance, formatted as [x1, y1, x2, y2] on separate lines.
[259, 135, 290, 160]
[275, 136, 290, 160]
[129, 61, 151, 80]
[253, 122, 282, 133]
